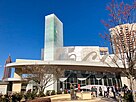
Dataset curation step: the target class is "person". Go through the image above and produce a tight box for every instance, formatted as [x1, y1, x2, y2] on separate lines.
[114, 85, 118, 92]
[111, 86, 116, 99]
[122, 84, 129, 98]
[70, 84, 74, 100]
[99, 87, 103, 96]
[104, 86, 107, 97]
[94, 86, 97, 97]
[73, 85, 77, 99]
[70, 83, 74, 89]
[91, 86, 95, 97]
[107, 87, 110, 98]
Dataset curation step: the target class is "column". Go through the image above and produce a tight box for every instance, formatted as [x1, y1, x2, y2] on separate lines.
[12, 68, 22, 93]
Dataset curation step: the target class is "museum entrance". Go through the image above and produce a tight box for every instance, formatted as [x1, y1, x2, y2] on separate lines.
[58, 70, 122, 91]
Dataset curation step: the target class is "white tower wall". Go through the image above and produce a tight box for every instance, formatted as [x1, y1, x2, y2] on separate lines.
[44, 14, 63, 61]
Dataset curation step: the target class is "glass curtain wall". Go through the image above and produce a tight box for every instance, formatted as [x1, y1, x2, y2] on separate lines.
[58, 70, 122, 91]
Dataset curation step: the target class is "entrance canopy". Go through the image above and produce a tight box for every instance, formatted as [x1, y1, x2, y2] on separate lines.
[6, 59, 126, 73]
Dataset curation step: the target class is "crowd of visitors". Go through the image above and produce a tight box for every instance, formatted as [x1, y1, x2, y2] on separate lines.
[66, 83, 135, 101]
[90, 84, 134, 102]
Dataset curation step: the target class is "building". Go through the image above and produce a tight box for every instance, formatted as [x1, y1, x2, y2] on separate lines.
[110, 23, 136, 54]
[3, 56, 12, 80]
[4, 14, 136, 93]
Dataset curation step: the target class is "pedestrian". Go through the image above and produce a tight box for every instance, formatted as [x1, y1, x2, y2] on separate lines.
[123, 84, 129, 98]
[104, 86, 107, 97]
[111, 86, 116, 99]
[114, 85, 118, 93]
[94, 86, 97, 97]
[99, 87, 103, 96]
[107, 87, 110, 98]
[91, 86, 95, 97]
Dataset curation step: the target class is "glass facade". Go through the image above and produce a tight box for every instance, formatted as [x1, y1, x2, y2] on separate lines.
[44, 14, 63, 61]
[58, 70, 122, 91]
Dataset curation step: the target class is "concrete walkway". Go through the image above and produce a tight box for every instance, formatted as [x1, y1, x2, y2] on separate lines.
[45, 92, 117, 102]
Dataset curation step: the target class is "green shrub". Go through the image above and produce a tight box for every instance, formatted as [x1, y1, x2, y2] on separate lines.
[24, 90, 37, 101]
[57, 90, 62, 94]
[51, 90, 56, 95]
[16, 93, 23, 101]
[12, 93, 23, 102]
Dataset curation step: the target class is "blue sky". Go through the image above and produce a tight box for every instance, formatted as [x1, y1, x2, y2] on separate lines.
[0, 0, 133, 79]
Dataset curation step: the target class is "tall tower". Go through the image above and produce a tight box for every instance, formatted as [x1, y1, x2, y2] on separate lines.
[44, 14, 63, 61]
[3, 55, 12, 80]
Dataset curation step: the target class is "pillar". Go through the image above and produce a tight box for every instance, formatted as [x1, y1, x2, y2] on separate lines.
[12, 68, 22, 93]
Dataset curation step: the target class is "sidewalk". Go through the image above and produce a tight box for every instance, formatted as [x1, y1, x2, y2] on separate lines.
[99, 97, 117, 102]
[46, 93, 117, 102]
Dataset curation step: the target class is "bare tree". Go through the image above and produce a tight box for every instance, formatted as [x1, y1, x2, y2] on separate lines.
[101, 0, 136, 101]
[22, 65, 64, 94]
[101, 0, 136, 29]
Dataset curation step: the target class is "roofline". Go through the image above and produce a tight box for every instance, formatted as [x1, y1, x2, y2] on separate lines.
[6, 60, 124, 68]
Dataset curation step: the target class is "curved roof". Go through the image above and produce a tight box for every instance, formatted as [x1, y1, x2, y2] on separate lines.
[6, 59, 119, 68]
[6, 59, 125, 73]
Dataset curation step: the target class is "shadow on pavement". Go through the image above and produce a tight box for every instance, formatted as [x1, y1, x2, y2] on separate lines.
[100, 97, 117, 102]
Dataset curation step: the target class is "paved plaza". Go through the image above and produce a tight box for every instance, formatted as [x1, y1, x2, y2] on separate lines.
[45, 92, 117, 102]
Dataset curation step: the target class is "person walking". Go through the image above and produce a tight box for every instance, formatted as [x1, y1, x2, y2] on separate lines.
[99, 87, 103, 96]
[94, 86, 97, 97]
[107, 87, 110, 98]
[111, 86, 116, 99]
[104, 86, 107, 97]
[91, 86, 95, 97]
